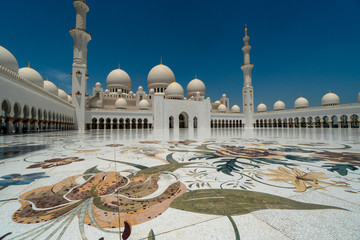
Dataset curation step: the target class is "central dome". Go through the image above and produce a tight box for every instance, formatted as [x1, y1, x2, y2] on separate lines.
[147, 64, 175, 91]
[0, 46, 19, 72]
[18, 67, 44, 87]
[187, 78, 206, 98]
[106, 68, 131, 92]
[165, 82, 184, 99]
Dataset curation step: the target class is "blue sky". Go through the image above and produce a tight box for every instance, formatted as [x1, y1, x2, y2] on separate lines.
[1, 0, 359, 110]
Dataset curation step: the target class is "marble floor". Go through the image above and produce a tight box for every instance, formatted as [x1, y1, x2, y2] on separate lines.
[0, 128, 359, 240]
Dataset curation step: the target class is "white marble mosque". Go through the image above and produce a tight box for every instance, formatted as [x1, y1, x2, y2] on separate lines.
[0, 0, 359, 135]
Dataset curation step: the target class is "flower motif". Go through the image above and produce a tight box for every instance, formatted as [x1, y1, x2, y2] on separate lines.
[262, 167, 336, 192]
[27, 157, 85, 169]
[215, 147, 284, 159]
[12, 170, 186, 231]
[0, 173, 49, 188]
[311, 151, 360, 166]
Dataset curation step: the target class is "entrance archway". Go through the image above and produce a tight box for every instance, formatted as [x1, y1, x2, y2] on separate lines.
[179, 112, 189, 128]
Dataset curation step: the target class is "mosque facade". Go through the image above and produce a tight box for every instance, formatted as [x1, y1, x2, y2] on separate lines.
[0, 0, 359, 134]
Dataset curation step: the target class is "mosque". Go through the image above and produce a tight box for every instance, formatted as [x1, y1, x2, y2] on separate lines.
[0, 0, 359, 134]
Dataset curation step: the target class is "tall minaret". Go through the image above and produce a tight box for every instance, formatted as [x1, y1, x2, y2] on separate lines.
[70, 0, 91, 131]
[241, 25, 254, 128]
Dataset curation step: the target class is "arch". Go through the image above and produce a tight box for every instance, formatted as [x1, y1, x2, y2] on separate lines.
[119, 118, 124, 129]
[169, 116, 174, 128]
[193, 117, 198, 128]
[222, 119, 225, 128]
[263, 119, 267, 128]
[351, 114, 359, 128]
[225, 120, 229, 128]
[131, 118, 137, 129]
[273, 118, 277, 128]
[340, 115, 348, 128]
[283, 118, 287, 128]
[307, 117, 313, 128]
[315, 116, 321, 128]
[288, 118, 293, 128]
[99, 118, 105, 129]
[210, 120, 214, 128]
[256, 119, 259, 128]
[144, 118, 148, 129]
[331, 115, 338, 128]
[300, 117, 306, 128]
[113, 118, 118, 129]
[323, 116, 329, 128]
[125, 118, 130, 129]
[294, 117, 299, 128]
[179, 112, 189, 128]
[92, 118, 97, 129]
[277, 118, 282, 128]
[138, 118, 143, 129]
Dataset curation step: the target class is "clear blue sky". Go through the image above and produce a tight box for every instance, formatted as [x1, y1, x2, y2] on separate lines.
[1, 0, 359, 110]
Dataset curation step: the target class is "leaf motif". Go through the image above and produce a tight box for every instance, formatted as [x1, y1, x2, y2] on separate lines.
[148, 229, 155, 240]
[131, 163, 195, 178]
[83, 166, 102, 181]
[170, 189, 345, 216]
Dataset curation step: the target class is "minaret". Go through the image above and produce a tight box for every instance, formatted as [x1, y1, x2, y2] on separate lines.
[241, 25, 254, 128]
[70, 0, 91, 131]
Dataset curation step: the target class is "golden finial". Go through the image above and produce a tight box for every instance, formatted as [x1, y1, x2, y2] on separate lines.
[46, 76, 49, 81]
[329, 90, 331, 93]
[195, 73, 197, 79]
[28, 62, 30, 68]
[245, 24, 248, 36]
[58, 86, 60, 89]
[118, 63, 120, 69]
[160, 56, 163, 65]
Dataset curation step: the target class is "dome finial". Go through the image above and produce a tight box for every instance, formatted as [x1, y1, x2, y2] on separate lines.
[160, 56, 163, 65]
[118, 62, 120, 69]
[46, 76, 49, 81]
[195, 73, 197, 79]
[329, 90, 331, 93]
[28, 62, 30, 68]
[245, 24, 248, 36]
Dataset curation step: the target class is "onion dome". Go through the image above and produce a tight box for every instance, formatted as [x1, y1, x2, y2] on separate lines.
[165, 82, 184, 99]
[257, 103, 267, 112]
[214, 100, 221, 104]
[231, 105, 240, 113]
[321, 91, 340, 106]
[95, 82, 102, 88]
[187, 76, 206, 98]
[43, 78, 58, 95]
[274, 100, 285, 111]
[58, 89, 68, 101]
[294, 96, 309, 109]
[0, 46, 19, 72]
[218, 104, 227, 112]
[147, 63, 175, 90]
[67, 94, 72, 103]
[104, 89, 109, 95]
[106, 68, 131, 91]
[18, 65, 44, 87]
[115, 98, 127, 109]
[139, 99, 150, 110]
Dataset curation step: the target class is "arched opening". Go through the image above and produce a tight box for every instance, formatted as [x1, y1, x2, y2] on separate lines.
[106, 118, 111, 129]
[268, 119, 272, 127]
[179, 112, 189, 128]
[214, 120, 217, 128]
[210, 120, 214, 128]
[273, 118, 277, 128]
[256, 120, 259, 128]
[119, 118, 124, 129]
[301, 117, 306, 128]
[323, 116, 329, 128]
[307, 117, 313, 128]
[225, 120, 229, 128]
[193, 117, 198, 128]
[99, 118, 104, 129]
[138, 118, 143, 129]
[340, 115, 348, 128]
[222, 119, 225, 128]
[264, 119, 267, 128]
[144, 118, 148, 129]
[283, 118, 287, 128]
[125, 118, 130, 129]
[92, 118, 97, 129]
[315, 116, 321, 128]
[289, 118, 293, 128]
[113, 118, 118, 129]
[331, 115, 338, 128]
[239, 120, 242, 128]
[1, 100, 11, 134]
[132, 118, 137, 129]
[277, 118, 282, 128]
[169, 116, 174, 128]
[351, 114, 359, 128]
[31, 107, 37, 132]
[13, 103, 21, 134]
[294, 118, 299, 128]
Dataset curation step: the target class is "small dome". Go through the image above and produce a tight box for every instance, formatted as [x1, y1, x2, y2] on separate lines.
[58, 89, 68, 101]
[187, 78, 206, 98]
[147, 64, 175, 89]
[104, 89, 109, 95]
[0, 46, 19, 72]
[231, 105, 240, 113]
[95, 82, 102, 88]
[106, 68, 131, 90]
[218, 104, 227, 112]
[322, 91, 340, 106]
[149, 88, 154, 94]
[138, 86, 143, 91]
[18, 67, 44, 87]
[129, 91, 133, 95]
[43, 79, 58, 95]
[67, 94, 72, 103]
[274, 100, 285, 111]
[117, 89, 122, 94]
[222, 94, 227, 98]
[257, 103, 267, 112]
[294, 96, 309, 109]
[214, 100, 221, 104]
[115, 98, 127, 109]
[139, 99, 150, 109]
[165, 82, 184, 99]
